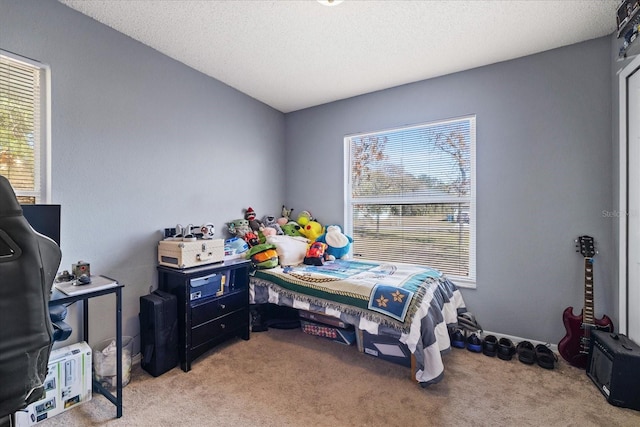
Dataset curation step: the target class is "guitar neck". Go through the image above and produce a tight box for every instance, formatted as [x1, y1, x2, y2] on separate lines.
[583, 257, 594, 325]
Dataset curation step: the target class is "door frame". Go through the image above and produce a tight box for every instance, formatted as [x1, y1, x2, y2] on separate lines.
[619, 54, 640, 336]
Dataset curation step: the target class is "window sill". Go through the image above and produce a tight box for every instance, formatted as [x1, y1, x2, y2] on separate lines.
[448, 276, 476, 289]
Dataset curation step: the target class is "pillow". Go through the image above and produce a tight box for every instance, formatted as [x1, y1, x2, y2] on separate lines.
[266, 235, 309, 266]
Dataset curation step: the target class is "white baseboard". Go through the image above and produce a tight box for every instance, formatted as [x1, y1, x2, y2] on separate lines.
[483, 330, 558, 353]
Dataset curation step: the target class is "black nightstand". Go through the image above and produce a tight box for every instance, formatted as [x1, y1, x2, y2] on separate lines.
[157, 259, 250, 372]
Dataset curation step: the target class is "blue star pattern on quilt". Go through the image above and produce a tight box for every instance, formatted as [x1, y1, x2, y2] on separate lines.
[368, 284, 414, 322]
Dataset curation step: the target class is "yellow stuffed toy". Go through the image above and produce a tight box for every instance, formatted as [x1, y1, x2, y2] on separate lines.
[299, 220, 324, 242]
[296, 210, 313, 227]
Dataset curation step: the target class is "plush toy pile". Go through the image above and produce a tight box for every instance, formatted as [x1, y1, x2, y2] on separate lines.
[224, 205, 353, 269]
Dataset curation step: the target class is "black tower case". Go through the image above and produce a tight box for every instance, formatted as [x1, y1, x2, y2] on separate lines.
[139, 290, 179, 377]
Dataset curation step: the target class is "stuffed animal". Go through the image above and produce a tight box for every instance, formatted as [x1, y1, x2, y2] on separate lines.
[243, 207, 262, 232]
[246, 243, 279, 269]
[243, 230, 260, 247]
[257, 227, 276, 244]
[227, 218, 251, 239]
[299, 220, 324, 242]
[296, 210, 313, 227]
[224, 237, 249, 258]
[278, 205, 294, 226]
[281, 222, 303, 237]
[316, 224, 353, 260]
[303, 241, 328, 266]
[262, 214, 283, 235]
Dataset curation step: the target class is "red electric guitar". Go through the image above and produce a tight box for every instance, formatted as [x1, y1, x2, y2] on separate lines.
[558, 235, 614, 369]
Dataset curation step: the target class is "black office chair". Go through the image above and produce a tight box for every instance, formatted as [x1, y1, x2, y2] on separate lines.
[0, 175, 62, 422]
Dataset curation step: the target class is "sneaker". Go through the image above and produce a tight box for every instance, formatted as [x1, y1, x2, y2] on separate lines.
[450, 328, 465, 349]
[466, 333, 483, 353]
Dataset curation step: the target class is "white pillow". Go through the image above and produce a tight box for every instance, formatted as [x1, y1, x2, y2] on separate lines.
[266, 235, 309, 266]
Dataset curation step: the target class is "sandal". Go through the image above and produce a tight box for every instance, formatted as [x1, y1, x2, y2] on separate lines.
[534, 344, 557, 369]
[497, 337, 516, 360]
[482, 335, 498, 357]
[516, 341, 536, 365]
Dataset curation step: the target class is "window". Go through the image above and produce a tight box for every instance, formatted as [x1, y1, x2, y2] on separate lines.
[345, 115, 476, 287]
[0, 51, 50, 204]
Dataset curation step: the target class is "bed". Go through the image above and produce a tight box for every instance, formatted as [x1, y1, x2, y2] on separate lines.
[249, 258, 466, 386]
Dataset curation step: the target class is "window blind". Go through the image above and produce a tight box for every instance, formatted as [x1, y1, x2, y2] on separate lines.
[346, 116, 476, 284]
[0, 52, 44, 204]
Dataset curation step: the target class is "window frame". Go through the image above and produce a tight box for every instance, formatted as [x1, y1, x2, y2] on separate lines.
[0, 50, 52, 204]
[344, 115, 476, 288]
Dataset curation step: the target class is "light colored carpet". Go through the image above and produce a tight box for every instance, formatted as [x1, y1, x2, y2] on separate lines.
[38, 328, 640, 427]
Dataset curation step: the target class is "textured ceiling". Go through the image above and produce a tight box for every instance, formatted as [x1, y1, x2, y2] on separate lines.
[59, 0, 619, 113]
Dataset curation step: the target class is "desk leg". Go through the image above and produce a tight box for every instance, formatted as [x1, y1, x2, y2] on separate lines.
[83, 299, 89, 342]
[116, 287, 123, 418]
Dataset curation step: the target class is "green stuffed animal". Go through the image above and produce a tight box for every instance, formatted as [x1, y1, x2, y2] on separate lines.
[281, 222, 303, 237]
[246, 243, 279, 269]
[227, 218, 251, 239]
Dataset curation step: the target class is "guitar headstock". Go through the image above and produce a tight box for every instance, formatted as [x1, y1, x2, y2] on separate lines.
[576, 235, 596, 258]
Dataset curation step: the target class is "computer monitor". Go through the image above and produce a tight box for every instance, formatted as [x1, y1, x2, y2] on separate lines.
[21, 204, 61, 246]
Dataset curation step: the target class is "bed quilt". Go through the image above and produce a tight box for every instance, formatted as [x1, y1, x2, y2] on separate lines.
[250, 259, 466, 386]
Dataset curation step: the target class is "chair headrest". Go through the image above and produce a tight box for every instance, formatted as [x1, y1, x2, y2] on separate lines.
[0, 175, 22, 218]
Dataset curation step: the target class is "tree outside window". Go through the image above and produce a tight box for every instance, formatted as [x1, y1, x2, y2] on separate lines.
[0, 51, 47, 204]
[346, 116, 476, 285]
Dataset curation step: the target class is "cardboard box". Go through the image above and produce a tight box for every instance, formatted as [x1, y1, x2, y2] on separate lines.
[361, 330, 412, 367]
[300, 319, 356, 345]
[14, 342, 92, 426]
[158, 239, 224, 269]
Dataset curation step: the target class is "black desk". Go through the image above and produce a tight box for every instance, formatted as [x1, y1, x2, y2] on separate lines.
[49, 276, 124, 418]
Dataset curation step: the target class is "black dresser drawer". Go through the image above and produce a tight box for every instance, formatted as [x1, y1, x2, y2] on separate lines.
[191, 309, 248, 348]
[157, 259, 250, 372]
[191, 291, 246, 326]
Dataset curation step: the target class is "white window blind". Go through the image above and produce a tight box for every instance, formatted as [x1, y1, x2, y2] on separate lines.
[0, 51, 48, 204]
[345, 116, 476, 286]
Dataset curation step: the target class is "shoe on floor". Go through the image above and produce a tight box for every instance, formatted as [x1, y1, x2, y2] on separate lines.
[466, 333, 483, 353]
[516, 341, 536, 364]
[497, 337, 516, 360]
[482, 335, 498, 357]
[450, 328, 465, 349]
[535, 344, 557, 369]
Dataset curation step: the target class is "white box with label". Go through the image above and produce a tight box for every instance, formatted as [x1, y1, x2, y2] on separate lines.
[13, 341, 92, 426]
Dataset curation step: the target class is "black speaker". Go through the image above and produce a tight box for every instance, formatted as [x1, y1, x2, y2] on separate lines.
[587, 330, 640, 411]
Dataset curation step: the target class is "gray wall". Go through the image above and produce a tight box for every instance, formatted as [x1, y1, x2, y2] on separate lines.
[1, 0, 286, 352]
[285, 37, 614, 344]
[1, 0, 616, 348]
